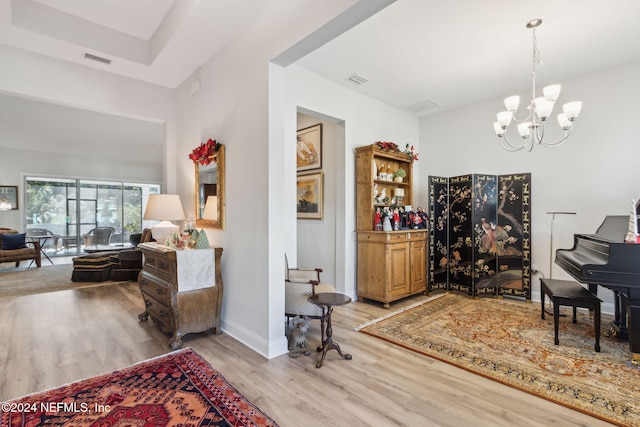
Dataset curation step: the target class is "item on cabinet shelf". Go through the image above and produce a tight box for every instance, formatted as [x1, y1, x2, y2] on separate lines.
[394, 188, 405, 205]
[374, 208, 383, 231]
[393, 168, 406, 183]
[137, 243, 223, 349]
[409, 208, 429, 229]
[377, 163, 386, 181]
[382, 208, 392, 231]
[386, 164, 393, 181]
[393, 208, 400, 231]
[400, 208, 409, 229]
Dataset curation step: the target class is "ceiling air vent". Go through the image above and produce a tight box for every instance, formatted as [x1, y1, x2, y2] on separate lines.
[345, 73, 368, 85]
[84, 53, 112, 65]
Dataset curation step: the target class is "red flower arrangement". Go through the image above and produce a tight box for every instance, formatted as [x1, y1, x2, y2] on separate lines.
[375, 141, 419, 161]
[189, 139, 220, 165]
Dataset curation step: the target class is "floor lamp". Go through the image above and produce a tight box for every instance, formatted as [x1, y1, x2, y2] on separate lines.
[546, 211, 576, 278]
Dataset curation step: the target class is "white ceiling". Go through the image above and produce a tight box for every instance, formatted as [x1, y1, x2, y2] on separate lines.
[2, 0, 640, 149]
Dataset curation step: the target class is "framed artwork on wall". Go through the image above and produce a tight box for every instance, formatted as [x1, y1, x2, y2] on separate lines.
[297, 123, 322, 172]
[296, 172, 323, 220]
[0, 186, 18, 210]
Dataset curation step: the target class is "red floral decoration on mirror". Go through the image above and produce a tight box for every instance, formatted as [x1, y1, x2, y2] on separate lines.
[189, 139, 220, 166]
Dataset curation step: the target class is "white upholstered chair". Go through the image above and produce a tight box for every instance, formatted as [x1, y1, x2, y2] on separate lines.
[285, 255, 336, 342]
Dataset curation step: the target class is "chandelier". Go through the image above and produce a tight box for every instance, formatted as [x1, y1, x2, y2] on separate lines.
[493, 19, 582, 152]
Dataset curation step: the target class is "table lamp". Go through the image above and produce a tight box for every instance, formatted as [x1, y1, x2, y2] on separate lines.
[202, 196, 218, 220]
[143, 194, 186, 242]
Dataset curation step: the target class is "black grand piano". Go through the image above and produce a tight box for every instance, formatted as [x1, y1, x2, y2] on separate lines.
[555, 215, 640, 365]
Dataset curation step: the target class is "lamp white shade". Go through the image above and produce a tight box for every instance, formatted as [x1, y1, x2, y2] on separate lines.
[202, 196, 218, 220]
[557, 113, 572, 130]
[497, 111, 513, 127]
[543, 84, 561, 102]
[563, 101, 582, 120]
[143, 194, 186, 242]
[517, 122, 531, 138]
[394, 188, 405, 197]
[535, 99, 554, 120]
[504, 95, 520, 112]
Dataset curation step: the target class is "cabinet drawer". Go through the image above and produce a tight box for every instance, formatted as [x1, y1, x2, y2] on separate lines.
[144, 294, 174, 332]
[357, 231, 426, 243]
[142, 253, 177, 283]
[139, 274, 172, 305]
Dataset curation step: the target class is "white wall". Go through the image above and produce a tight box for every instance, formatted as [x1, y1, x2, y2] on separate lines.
[286, 64, 419, 300]
[0, 46, 171, 231]
[419, 61, 640, 313]
[296, 113, 339, 285]
[173, 0, 364, 359]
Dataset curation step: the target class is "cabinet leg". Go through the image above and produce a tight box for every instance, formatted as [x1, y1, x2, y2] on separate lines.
[383, 303, 391, 309]
[138, 311, 149, 321]
[170, 333, 183, 350]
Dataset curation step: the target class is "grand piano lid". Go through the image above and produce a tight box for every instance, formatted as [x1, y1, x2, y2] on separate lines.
[588, 215, 629, 242]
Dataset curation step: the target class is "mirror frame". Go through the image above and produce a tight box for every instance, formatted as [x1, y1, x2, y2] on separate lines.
[195, 144, 225, 229]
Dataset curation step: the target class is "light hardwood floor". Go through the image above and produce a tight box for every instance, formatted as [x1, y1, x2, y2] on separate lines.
[0, 282, 615, 427]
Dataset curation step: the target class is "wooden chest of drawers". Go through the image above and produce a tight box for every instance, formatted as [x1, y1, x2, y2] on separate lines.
[137, 243, 223, 349]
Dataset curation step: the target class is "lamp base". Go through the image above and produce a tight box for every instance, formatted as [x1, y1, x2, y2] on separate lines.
[151, 221, 179, 243]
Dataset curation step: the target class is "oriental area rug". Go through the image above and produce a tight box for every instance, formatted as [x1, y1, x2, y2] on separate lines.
[1, 348, 279, 427]
[358, 293, 640, 427]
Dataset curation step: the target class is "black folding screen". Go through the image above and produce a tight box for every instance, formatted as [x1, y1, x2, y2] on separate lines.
[428, 173, 531, 299]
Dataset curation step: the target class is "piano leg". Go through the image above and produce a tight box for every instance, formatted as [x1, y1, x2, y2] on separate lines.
[589, 284, 629, 340]
[629, 294, 640, 366]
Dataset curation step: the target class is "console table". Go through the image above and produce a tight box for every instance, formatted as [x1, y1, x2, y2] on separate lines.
[137, 243, 223, 349]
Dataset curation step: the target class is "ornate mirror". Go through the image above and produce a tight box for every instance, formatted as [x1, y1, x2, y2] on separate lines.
[195, 144, 225, 229]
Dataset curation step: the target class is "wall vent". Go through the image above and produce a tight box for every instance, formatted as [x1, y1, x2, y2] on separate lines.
[345, 73, 369, 85]
[84, 53, 112, 65]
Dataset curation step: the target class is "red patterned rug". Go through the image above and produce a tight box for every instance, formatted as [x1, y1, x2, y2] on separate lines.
[1, 348, 279, 427]
[359, 293, 640, 427]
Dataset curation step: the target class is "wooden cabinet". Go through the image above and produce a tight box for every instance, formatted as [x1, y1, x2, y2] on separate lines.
[137, 243, 223, 349]
[355, 144, 415, 231]
[357, 231, 427, 308]
[355, 143, 428, 307]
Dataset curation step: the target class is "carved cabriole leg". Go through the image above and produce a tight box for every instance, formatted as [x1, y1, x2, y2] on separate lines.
[170, 332, 183, 350]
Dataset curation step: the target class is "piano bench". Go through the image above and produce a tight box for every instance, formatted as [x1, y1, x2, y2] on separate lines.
[540, 278, 602, 352]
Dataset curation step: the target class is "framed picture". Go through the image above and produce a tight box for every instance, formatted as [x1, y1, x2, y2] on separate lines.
[297, 123, 322, 172]
[296, 172, 323, 220]
[0, 186, 18, 210]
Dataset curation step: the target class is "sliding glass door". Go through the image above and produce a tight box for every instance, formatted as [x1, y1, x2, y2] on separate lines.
[25, 177, 160, 256]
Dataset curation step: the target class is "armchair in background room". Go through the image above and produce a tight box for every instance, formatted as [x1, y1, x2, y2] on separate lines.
[0, 228, 41, 267]
[82, 226, 115, 247]
[285, 255, 336, 343]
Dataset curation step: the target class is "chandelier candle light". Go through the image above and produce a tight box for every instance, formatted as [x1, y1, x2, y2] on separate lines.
[493, 19, 582, 152]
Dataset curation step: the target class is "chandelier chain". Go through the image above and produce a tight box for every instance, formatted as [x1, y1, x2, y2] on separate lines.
[532, 27, 542, 68]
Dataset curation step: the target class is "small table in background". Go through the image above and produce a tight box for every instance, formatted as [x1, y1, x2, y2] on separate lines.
[308, 292, 353, 368]
[26, 235, 54, 265]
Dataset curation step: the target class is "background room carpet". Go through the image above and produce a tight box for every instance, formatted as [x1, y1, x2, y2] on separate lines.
[1, 348, 279, 427]
[0, 264, 128, 297]
[359, 293, 640, 427]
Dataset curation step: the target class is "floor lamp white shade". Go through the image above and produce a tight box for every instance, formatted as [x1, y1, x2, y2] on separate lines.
[143, 194, 186, 242]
